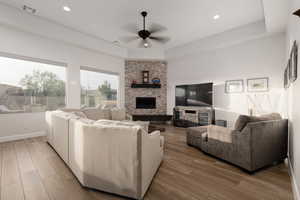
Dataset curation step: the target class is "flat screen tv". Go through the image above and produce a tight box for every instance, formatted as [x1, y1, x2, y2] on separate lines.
[175, 83, 213, 107]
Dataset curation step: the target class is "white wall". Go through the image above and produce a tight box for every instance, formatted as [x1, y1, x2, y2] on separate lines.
[0, 23, 125, 138]
[167, 33, 286, 128]
[286, 0, 300, 199]
[127, 48, 165, 60]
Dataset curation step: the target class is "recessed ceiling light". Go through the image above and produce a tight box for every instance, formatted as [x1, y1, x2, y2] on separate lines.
[213, 14, 220, 20]
[63, 6, 71, 12]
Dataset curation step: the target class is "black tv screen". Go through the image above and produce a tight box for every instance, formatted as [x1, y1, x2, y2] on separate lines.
[175, 83, 213, 107]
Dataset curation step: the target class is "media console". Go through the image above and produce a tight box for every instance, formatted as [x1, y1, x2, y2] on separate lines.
[173, 106, 214, 127]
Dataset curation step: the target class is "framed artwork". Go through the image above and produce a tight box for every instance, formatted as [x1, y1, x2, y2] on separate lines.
[247, 77, 269, 92]
[142, 71, 149, 83]
[225, 79, 244, 93]
[290, 41, 298, 83]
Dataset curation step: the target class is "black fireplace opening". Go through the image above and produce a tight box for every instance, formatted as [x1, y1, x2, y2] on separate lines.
[136, 97, 156, 109]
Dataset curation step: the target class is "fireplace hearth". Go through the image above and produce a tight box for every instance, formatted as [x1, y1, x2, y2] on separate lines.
[136, 97, 156, 109]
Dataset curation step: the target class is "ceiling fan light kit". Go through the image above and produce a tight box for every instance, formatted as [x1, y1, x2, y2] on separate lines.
[294, 9, 300, 18]
[121, 11, 170, 48]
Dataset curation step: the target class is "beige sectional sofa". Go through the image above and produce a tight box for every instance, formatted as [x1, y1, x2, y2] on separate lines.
[46, 108, 164, 199]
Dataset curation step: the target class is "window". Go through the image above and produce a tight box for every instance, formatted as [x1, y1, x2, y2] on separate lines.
[80, 68, 119, 108]
[0, 56, 66, 114]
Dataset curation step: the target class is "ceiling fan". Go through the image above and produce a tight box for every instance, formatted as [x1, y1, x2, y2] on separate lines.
[121, 11, 170, 48]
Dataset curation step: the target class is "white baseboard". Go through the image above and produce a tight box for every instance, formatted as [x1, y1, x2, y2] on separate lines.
[288, 158, 300, 200]
[0, 131, 46, 143]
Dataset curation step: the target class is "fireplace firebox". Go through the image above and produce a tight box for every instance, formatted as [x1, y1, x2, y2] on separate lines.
[136, 97, 156, 109]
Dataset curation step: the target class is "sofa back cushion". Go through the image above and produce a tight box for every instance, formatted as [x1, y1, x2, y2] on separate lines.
[111, 108, 126, 121]
[234, 113, 282, 131]
[82, 108, 111, 120]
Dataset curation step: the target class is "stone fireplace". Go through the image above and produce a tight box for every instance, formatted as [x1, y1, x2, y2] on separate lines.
[125, 60, 167, 115]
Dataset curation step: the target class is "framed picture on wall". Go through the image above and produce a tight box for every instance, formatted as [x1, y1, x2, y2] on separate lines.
[290, 41, 298, 83]
[247, 77, 269, 92]
[225, 79, 244, 93]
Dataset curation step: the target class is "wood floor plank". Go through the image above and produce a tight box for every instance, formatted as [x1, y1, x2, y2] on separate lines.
[14, 140, 51, 200]
[1, 182, 25, 200]
[1, 142, 25, 200]
[24, 139, 57, 179]
[14, 140, 35, 174]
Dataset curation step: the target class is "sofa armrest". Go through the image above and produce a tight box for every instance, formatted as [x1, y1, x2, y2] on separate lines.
[141, 130, 163, 197]
[243, 119, 288, 171]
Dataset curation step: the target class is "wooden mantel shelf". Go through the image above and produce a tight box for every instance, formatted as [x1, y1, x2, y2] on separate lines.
[131, 83, 161, 88]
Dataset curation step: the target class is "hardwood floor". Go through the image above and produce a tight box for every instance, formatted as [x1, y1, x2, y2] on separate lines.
[0, 126, 293, 200]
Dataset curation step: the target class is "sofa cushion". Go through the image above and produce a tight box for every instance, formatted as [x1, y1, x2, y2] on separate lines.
[82, 108, 111, 120]
[111, 108, 126, 121]
[234, 113, 282, 131]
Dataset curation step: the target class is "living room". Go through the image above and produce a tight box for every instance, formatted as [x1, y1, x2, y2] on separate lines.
[0, 0, 299, 199]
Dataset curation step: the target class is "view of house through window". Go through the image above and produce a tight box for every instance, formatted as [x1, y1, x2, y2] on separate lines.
[0, 56, 66, 113]
[80, 68, 119, 108]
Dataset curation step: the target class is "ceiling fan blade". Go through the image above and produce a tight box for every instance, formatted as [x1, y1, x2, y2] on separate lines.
[122, 24, 139, 34]
[149, 36, 170, 43]
[149, 23, 167, 34]
[119, 36, 139, 43]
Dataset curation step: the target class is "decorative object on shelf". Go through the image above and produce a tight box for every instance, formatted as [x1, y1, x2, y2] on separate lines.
[284, 60, 290, 89]
[247, 77, 269, 92]
[132, 80, 137, 84]
[293, 9, 300, 18]
[142, 71, 149, 83]
[290, 41, 298, 83]
[151, 78, 161, 84]
[225, 79, 244, 93]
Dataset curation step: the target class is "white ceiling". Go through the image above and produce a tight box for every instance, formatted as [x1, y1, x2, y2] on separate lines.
[0, 0, 264, 50]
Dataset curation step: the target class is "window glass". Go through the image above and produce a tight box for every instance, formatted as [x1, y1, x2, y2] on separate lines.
[0, 56, 66, 113]
[80, 69, 119, 108]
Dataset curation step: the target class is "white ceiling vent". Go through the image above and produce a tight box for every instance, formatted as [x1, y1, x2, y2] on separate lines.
[23, 5, 36, 14]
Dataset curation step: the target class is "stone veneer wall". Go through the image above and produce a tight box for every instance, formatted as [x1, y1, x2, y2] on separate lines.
[125, 60, 167, 115]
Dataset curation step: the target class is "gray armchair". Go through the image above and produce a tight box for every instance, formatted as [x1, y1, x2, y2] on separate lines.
[187, 115, 288, 172]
